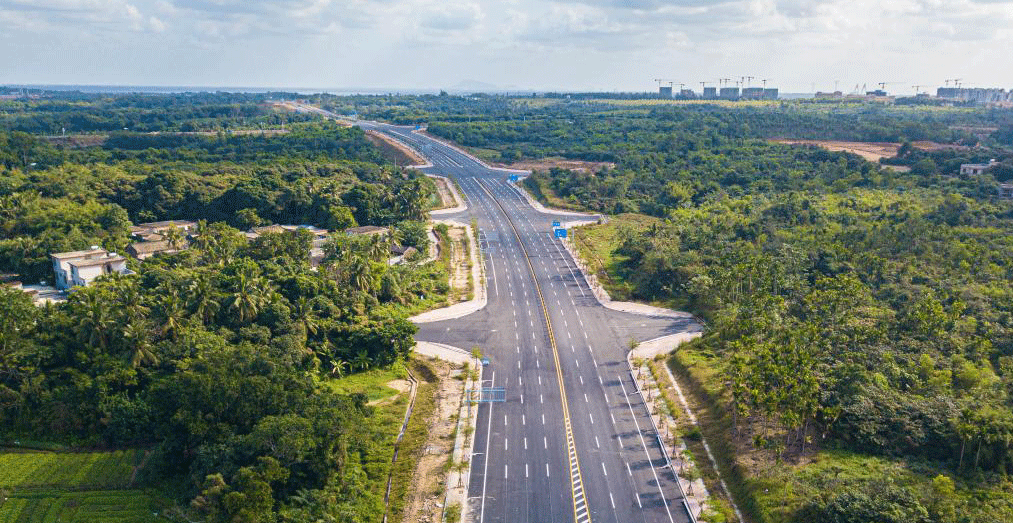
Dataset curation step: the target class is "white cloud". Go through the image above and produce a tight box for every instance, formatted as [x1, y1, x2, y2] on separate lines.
[0, 0, 1011, 90]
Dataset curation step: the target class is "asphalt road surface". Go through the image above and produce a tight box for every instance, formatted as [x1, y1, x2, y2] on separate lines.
[357, 121, 696, 523]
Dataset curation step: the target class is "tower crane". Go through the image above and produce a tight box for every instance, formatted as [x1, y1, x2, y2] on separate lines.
[762, 78, 772, 89]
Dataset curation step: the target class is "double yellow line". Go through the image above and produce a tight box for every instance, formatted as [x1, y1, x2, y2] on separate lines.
[477, 179, 590, 523]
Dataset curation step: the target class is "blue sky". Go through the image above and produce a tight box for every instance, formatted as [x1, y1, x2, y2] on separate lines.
[2, 0, 1012, 93]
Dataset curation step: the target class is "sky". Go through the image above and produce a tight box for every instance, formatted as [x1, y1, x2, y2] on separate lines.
[2, 0, 1012, 94]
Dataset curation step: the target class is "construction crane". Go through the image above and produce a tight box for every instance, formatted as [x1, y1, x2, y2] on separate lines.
[720, 78, 732, 88]
[762, 78, 772, 89]
[746, 76, 755, 87]
[654, 78, 675, 89]
[912, 85, 925, 95]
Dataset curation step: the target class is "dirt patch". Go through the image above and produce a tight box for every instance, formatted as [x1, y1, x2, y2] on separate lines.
[493, 157, 615, 173]
[431, 177, 456, 209]
[366, 130, 427, 166]
[777, 139, 969, 163]
[400, 357, 465, 523]
[776, 140, 900, 162]
[447, 227, 472, 303]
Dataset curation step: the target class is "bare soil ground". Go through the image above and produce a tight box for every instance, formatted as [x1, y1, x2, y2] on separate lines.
[493, 157, 616, 173]
[447, 227, 471, 303]
[776, 139, 969, 163]
[401, 357, 465, 523]
[431, 177, 456, 209]
[776, 140, 901, 162]
[365, 130, 427, 166]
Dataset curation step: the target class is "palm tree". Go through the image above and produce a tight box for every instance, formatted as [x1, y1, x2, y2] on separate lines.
[387, 227, 404, 253]
[229, 272, 265, 323]
[352, 350, 372, 372]
[76, 290, 113, 350]
[121, 320, 158, 368]
[117, 281, 149, 321]
[188, 276, 220, 325]
[349, 256, 373, 294]
[369, 235, 388, 262]
[158, 291, 186, 341]
[330, 359, 348, 378]
[163, 224, 184, 250]
[292, 296, 319, 338]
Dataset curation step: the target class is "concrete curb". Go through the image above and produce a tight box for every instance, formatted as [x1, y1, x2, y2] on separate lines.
[626, 349, 701, 523]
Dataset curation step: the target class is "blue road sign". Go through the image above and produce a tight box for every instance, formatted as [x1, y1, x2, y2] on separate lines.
[553, 228, 567, 238]
[552, 221, 560, 227]
[509, 174, 520, 182]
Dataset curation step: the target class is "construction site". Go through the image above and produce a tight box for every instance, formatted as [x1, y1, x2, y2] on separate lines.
[650, 77, 1012, 105]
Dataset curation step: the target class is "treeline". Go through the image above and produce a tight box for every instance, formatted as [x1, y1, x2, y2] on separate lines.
[0, 127, 433, 282]
[426, 104, 1002, 162]
[0, 93, 318, 134]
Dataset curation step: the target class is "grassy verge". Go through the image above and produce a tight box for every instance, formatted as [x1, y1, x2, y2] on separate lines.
[323, 366, 406, 403]
[519, 175, 586, 211]
[386, 359, 440, 523]
[569, 213, 663, 301]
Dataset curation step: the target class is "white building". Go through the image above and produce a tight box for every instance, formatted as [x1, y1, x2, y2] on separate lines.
[51, 248, 132, 290]
[960, 159, 998, 176]
[999, 183, 1013, 199]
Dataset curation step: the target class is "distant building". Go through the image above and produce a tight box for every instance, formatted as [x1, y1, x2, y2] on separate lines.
[51, 248, 131, 290]
[815, 91, 844, 99]
[702, 87, 717, 99]
[678, 89, 696, 99]
[127, 239, 189, 260]
[741, 87, 764, 100]
[2, 279, 66, 305]
[866, 90, 888, 97]
[763, 88, 779, 100]
[128, 220, 197, 242]
[659, 86, 673, 99]
[960, 159, 998, 176]
[344, 225, 389, 237]
[719, 87, 740, 100]
[247, 225, 331, 266]
[937, 87, 1012, 103]
[998, 183, 1013, 199]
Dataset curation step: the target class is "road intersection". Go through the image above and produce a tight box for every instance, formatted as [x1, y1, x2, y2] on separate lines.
[358, 121, 698, 523]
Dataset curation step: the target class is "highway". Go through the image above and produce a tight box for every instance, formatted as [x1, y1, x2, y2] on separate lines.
[357, 121, 698, 523]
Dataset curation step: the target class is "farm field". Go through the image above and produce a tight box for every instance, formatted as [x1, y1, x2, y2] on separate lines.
[0, 490, 160, 523]
[0, 450, 161, 523]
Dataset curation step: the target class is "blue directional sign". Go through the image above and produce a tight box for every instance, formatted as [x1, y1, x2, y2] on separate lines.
[551, 221, 560, 227]
[553, 228, 567, 238]
[509, 174, 520, 182]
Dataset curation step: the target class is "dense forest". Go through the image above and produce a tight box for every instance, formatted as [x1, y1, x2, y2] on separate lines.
[421, 98, 1013, 522]
[0, 92, 449, 522]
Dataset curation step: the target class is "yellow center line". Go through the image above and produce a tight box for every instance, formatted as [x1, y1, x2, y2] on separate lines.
[477, 178, 589, 523]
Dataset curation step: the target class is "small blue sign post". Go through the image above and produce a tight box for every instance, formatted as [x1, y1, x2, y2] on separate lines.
[509, 174, 520, 182]
[552, 221, 560, 227]
[553, 228, 567, 238]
